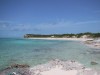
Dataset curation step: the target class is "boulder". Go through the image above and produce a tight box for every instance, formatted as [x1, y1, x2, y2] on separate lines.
[91, 61, 98, 65]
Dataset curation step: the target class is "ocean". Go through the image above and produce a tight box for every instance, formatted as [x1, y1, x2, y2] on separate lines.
[0, 38, 100, 71]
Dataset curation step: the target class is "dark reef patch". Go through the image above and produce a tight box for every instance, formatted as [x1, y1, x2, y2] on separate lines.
[0, 64, 30, 75]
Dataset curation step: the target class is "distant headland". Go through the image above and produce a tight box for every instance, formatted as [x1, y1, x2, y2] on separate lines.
[24, 32, 100, 49]
[24, 32, 100, 38]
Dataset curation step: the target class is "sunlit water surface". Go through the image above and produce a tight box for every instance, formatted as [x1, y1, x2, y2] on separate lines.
[0, 38, 100, 71]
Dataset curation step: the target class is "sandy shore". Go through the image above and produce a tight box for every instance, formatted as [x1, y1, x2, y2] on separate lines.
[27, 37, 100, 49]
[84, 39, 100, 49]
[0, 59, 100, 75]
[40, 66, 78, 75]
[28, 37, 100, 49]
[30, 59, 100, 75]
[27, 37, 93, 41]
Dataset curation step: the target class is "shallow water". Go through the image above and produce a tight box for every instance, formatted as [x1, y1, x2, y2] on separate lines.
[0, 38, 100, 71]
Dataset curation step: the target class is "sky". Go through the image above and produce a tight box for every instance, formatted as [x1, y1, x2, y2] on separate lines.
[0, 0, 100, 37]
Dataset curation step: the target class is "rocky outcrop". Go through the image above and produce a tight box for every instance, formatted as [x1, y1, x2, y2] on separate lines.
[0, 59, 100, 75]
[0, 64, 30, 75]
[84, 39, 100, 49]
[30, 59, 100, 75]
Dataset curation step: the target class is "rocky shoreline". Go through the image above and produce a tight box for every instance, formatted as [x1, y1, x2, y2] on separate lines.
[0, 59, 100, 75]
[30, 59, 100, 75]
[84, 39, 100, 49]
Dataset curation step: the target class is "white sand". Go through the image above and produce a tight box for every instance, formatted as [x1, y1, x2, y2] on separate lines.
[27, 37, 100, 49]
[28, 38, 93, 41]
[84, 39, 100, 49]
[30, 59, 100, 75]
[40, 66, 78, 75]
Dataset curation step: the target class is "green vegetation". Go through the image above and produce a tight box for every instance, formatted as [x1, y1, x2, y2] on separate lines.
[24, 32, 100, 38]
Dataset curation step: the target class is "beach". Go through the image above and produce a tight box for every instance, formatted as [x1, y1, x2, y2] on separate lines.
[30, 59, 100, 75]
[26, 38, 100, 75]
[84, 39, 100, 49]
[1, 59, 100, 75]
[27, 37, 93, 41]
[0, 38, 100, 75]
[28, 37, 100, 49]
[0, 0, 100, 74]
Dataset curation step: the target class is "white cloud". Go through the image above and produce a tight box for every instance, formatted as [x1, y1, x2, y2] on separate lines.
[0, 20, 100, 32]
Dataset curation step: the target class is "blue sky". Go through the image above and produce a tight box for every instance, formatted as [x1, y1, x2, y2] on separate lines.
[0, 0, 100, 37]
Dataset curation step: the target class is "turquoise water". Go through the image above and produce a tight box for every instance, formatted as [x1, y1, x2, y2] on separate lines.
[0, 38, 100, 70]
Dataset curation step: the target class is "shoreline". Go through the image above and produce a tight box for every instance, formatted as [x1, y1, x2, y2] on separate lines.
[27, 37, 93, 41]
[84, 39, 100, 49]
[1, 59, 100, 75]
[27, 37, 100, 49]
[0, 38, 100, 75]
[28, 37, 100, 48]
[30, 59, 100, 75]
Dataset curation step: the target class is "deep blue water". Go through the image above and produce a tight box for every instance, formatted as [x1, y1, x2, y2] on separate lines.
[0, 38, 100, 70]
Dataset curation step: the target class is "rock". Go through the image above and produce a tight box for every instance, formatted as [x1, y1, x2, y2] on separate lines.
[3, 64, 30, 70]
[10, 64, 30, 68]
[91, 61, 98, 65]
[0, 68, 31, 75]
